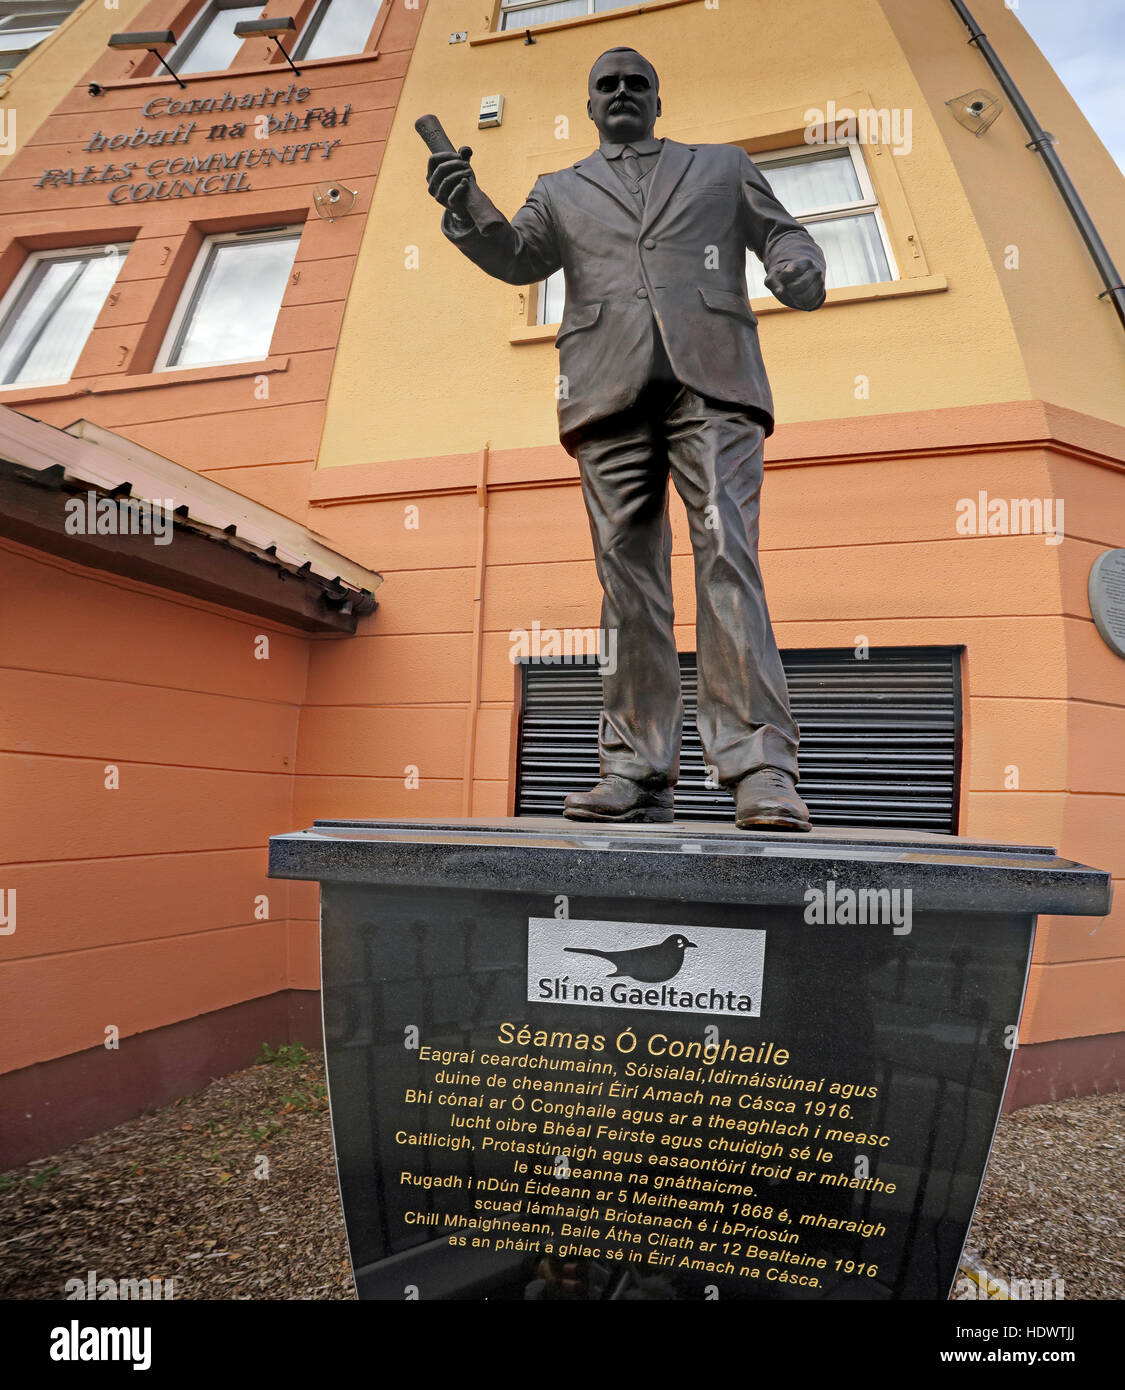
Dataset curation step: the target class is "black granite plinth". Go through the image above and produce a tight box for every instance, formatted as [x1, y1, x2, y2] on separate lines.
[268, 819, 1110, 1301]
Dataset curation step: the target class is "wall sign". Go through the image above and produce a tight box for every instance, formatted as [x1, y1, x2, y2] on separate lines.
[34, 83, 350, 204]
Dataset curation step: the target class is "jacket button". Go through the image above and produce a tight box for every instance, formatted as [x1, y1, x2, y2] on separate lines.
[643, 238, 656, 249]
[636, 288, 648, 298]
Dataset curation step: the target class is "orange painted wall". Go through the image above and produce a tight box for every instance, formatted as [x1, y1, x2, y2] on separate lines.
[297, 399, 1125, 1057]
[0, 0, 420, 1077]
[0, 536, 327, 1072]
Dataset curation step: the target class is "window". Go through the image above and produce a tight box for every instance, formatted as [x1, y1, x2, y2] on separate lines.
[537, 269, 565, 327]
[0, 1, 81, 75]
[746, 141, 896, 298]
[157, 227, 300, 370]
[0, 244, 129, 388]
[499, 0, 636, 30]
[171, 0, 264, 75]
[293, 0, 380, 61]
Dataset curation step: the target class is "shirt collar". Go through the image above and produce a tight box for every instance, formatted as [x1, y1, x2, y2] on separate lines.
[599, 136, 664, 159]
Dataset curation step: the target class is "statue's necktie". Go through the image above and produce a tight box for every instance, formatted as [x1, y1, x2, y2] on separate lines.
[621, 146, 646, 203]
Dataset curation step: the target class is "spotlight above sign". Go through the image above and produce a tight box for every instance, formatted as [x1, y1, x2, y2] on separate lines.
[107, 30, 185, 90]
[234, 16, 303, 77]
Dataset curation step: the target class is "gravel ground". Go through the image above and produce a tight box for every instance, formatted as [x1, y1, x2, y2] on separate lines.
[953, 1091, 1124, 1300]
[0, 1045, 354, 1301]
[1, 1051, 1120, 1300]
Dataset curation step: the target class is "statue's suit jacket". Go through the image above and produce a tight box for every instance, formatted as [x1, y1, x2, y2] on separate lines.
[442, 138, 826, 453]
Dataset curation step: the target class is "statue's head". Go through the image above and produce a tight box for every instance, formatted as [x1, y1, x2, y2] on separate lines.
[587, 48, 661, 143]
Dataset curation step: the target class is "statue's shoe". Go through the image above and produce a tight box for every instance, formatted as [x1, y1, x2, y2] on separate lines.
[734, 768, 811, 832]
[563, 775, 674, 824]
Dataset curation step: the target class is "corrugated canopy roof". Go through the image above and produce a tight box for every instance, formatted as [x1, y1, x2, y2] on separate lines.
[0, 404, 382, 633]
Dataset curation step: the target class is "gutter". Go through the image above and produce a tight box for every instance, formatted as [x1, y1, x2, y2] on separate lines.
[947, 0, 1125, 333]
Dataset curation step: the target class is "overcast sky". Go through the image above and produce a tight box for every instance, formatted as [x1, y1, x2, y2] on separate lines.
[1014, 0, 1125, 171]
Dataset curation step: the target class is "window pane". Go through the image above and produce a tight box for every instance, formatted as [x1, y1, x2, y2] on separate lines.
[170, 234, 299, 368]
[0, 6, 79, 31]
[0, 249, 125, 387]
[745, 250, 769, 301]
[538, 269, 565, 325]
[176, 3, 262, 74]
[0, 27, 56, 50]
[299, 0, 380, 60]
[759, 150, 863, 214]
[745, 211, 891, 298]
[501, 2, 586, 30]
[811, 213, 892, 289]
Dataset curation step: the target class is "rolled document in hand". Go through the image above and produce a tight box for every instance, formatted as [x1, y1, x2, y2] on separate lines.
[414, 114, 457, 156]
[416, 113, 504, 236]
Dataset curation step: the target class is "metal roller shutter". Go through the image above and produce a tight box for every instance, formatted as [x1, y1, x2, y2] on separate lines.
[515, 647, 962, 833]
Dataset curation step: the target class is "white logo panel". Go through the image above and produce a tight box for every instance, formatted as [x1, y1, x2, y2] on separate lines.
[527, 917, 765, 1018]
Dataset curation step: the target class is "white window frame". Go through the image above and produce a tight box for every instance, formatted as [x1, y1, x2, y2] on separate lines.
[169, 0, 263, 75]
[747, 139, 899, 290]
[292, 0, 381, 61]
[0, 242, 131, 389]
[499, 0, 629, 31]
[155, 226, 300, 371]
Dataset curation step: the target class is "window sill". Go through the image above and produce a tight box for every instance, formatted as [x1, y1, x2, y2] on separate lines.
[510, 323, 557, 345]
[0, 356, 289, 406]
[472, 0, 701, 46]
[142, 356, 290, 388]
[751, 275, 948, 314]
[0, 380, 86, 404]
[509, 275, 949, 343]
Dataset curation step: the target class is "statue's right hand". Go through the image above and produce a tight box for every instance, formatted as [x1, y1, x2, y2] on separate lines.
[427, 145, 475, 213]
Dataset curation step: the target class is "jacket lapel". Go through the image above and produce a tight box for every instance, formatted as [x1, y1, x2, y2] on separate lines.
[640, 139, 693, 235]
[572, 139, 696, 228]
[574, 150, 642, 221]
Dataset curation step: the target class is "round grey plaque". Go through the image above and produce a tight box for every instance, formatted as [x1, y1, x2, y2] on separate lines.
[1089, 549, 1125, 660]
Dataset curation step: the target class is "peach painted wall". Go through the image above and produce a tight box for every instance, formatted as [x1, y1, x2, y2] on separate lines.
[0, 0, 420, 1078]
[297, 399, 1125, 1059]
[0, 536, 328, 1073]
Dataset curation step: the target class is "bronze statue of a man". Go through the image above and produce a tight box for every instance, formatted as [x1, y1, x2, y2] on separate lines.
[426, 47, 826, 831]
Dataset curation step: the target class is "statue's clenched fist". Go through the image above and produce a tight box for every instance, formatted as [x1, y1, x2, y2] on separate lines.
[764, 256, 826, 311]
[426, 145, 475, 215]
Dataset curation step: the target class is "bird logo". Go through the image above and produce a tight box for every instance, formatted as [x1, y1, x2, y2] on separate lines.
[564, 933, 696, 984]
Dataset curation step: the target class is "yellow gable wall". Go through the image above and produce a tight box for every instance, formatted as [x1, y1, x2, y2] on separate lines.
[318, 0, 1041, 468]
[0, 0, 152, 174]
[880, 0, 1125, 431]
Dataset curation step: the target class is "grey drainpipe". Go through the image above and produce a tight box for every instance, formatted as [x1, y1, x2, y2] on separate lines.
[947, 0, 1125, 333]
